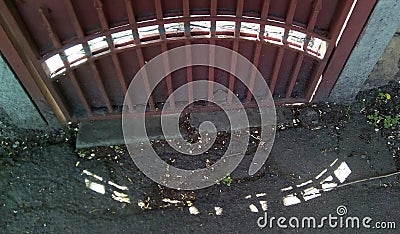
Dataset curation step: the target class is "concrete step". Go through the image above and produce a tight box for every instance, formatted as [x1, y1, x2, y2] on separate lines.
[76, 107, 283, 149]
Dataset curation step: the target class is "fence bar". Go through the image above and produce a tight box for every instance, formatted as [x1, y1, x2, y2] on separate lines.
[93, 0, 133, 111]
[39, 7, 93, 116]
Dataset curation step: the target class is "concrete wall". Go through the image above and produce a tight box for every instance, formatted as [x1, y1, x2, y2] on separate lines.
[330, 0, 400, 102]
[0, 53, 47, 129]
[362, 26, 400, 90]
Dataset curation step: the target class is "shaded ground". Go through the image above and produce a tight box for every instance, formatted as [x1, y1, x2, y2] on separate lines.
[1, 82, 400, 233]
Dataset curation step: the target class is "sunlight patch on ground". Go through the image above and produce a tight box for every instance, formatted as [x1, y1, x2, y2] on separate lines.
[85, 179, 105, 194]
[281, 159, 352, 206]
[82, 169, 131, 204]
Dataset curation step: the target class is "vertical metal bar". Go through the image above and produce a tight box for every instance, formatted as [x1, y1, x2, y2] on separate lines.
[270, 0, 298, 95]
[208, 40, 216, 103]
[39, 7, 93, 116]
[160, 43, 176, 109]
[93, 0, 108, 30]
[155, 0, 175, 109]
[227, 0, 244, 104]
[210, 0, 217, 38]
[38, 9, 62, 49]
[183, 0, 193, 105]
[63, 0, 91, 56]
[63, 0, 84, 37]
[306, 0, 355, 100]
[246, 43, 262, 102]
[185, 41, 194, 105]
[286, 0, 321, 98]
[93, 0, 134, 111]
[124, 0, 155, 110]
[207, 0, 218, 103]
[124, 0, 140, 44]
[183, 0, 191, 37]
[282, 0, 298, 44]
[327, 0, 355, 40]
[63, 0, 112, 114]
[269, 47, 284, 95]
[154, 0, 166, 40]
[234, 0, 244, 37]
[246, 0, 270, 102]
[305, 62, 325, 100]
[285, 53, 304, 98]
[259, 0, 271, 39]
[303, 0, 322, 49]
[227, 41, 239, 104]
[88, 62, 113, 113]
[135, 49, 155, 110]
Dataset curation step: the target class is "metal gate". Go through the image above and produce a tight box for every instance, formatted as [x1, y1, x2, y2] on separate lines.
[0, 0, 377, 123]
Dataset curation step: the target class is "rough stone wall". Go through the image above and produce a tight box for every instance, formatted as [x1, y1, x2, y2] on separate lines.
[362, 26, 400, 90]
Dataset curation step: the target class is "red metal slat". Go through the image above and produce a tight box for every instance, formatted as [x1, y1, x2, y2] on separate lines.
[63, 0, 85, 37]
[246, 0, 270, 102]
[155, 0, 175, 109]
[135, 48, 156, 111]
[208, 0, 217, 103]
[124, 0, 156, 111]
[93, 0, 134, 111]
[210, 0, 217, 38]
[303, 0, 322, 49]
[160, 43, 176, 109]
[64, 1, 123, 115]
[38, 8, 62, 49]
[269, 47, 285, 95]
[286, 0, 321, 98]
[68, 71, 93, 115]
[183, 0, 190, 37]
[124, 0, 140, 44]
[93, 0, 109, 31]
[88, 62, 113, 113]
[183, 0, 193, 105]
[269, 0, 299, 95]
[185, 41, 194, 104]
[306, 0, 356, 100]
[39, 7, 93, 116]
[154, 0, 166, 40]
[285, 52, 304, 98]
[305, 61, 325, 100]
[246, 42, 262, 102]
[227, 0, 244, 104]
[208, 39, 216, 103]
[259, 0, 271, 39]
[227, 40, 239, 104]
[314, 0, 378, 101]
[327, 0, 355, 40]
[282, 0, 298, 45]
[63, 0, 92, 58]
[235, 0, 244, 37]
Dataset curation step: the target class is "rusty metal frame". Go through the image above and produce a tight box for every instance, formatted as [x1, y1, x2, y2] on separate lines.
[0, 0, 377, 122]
